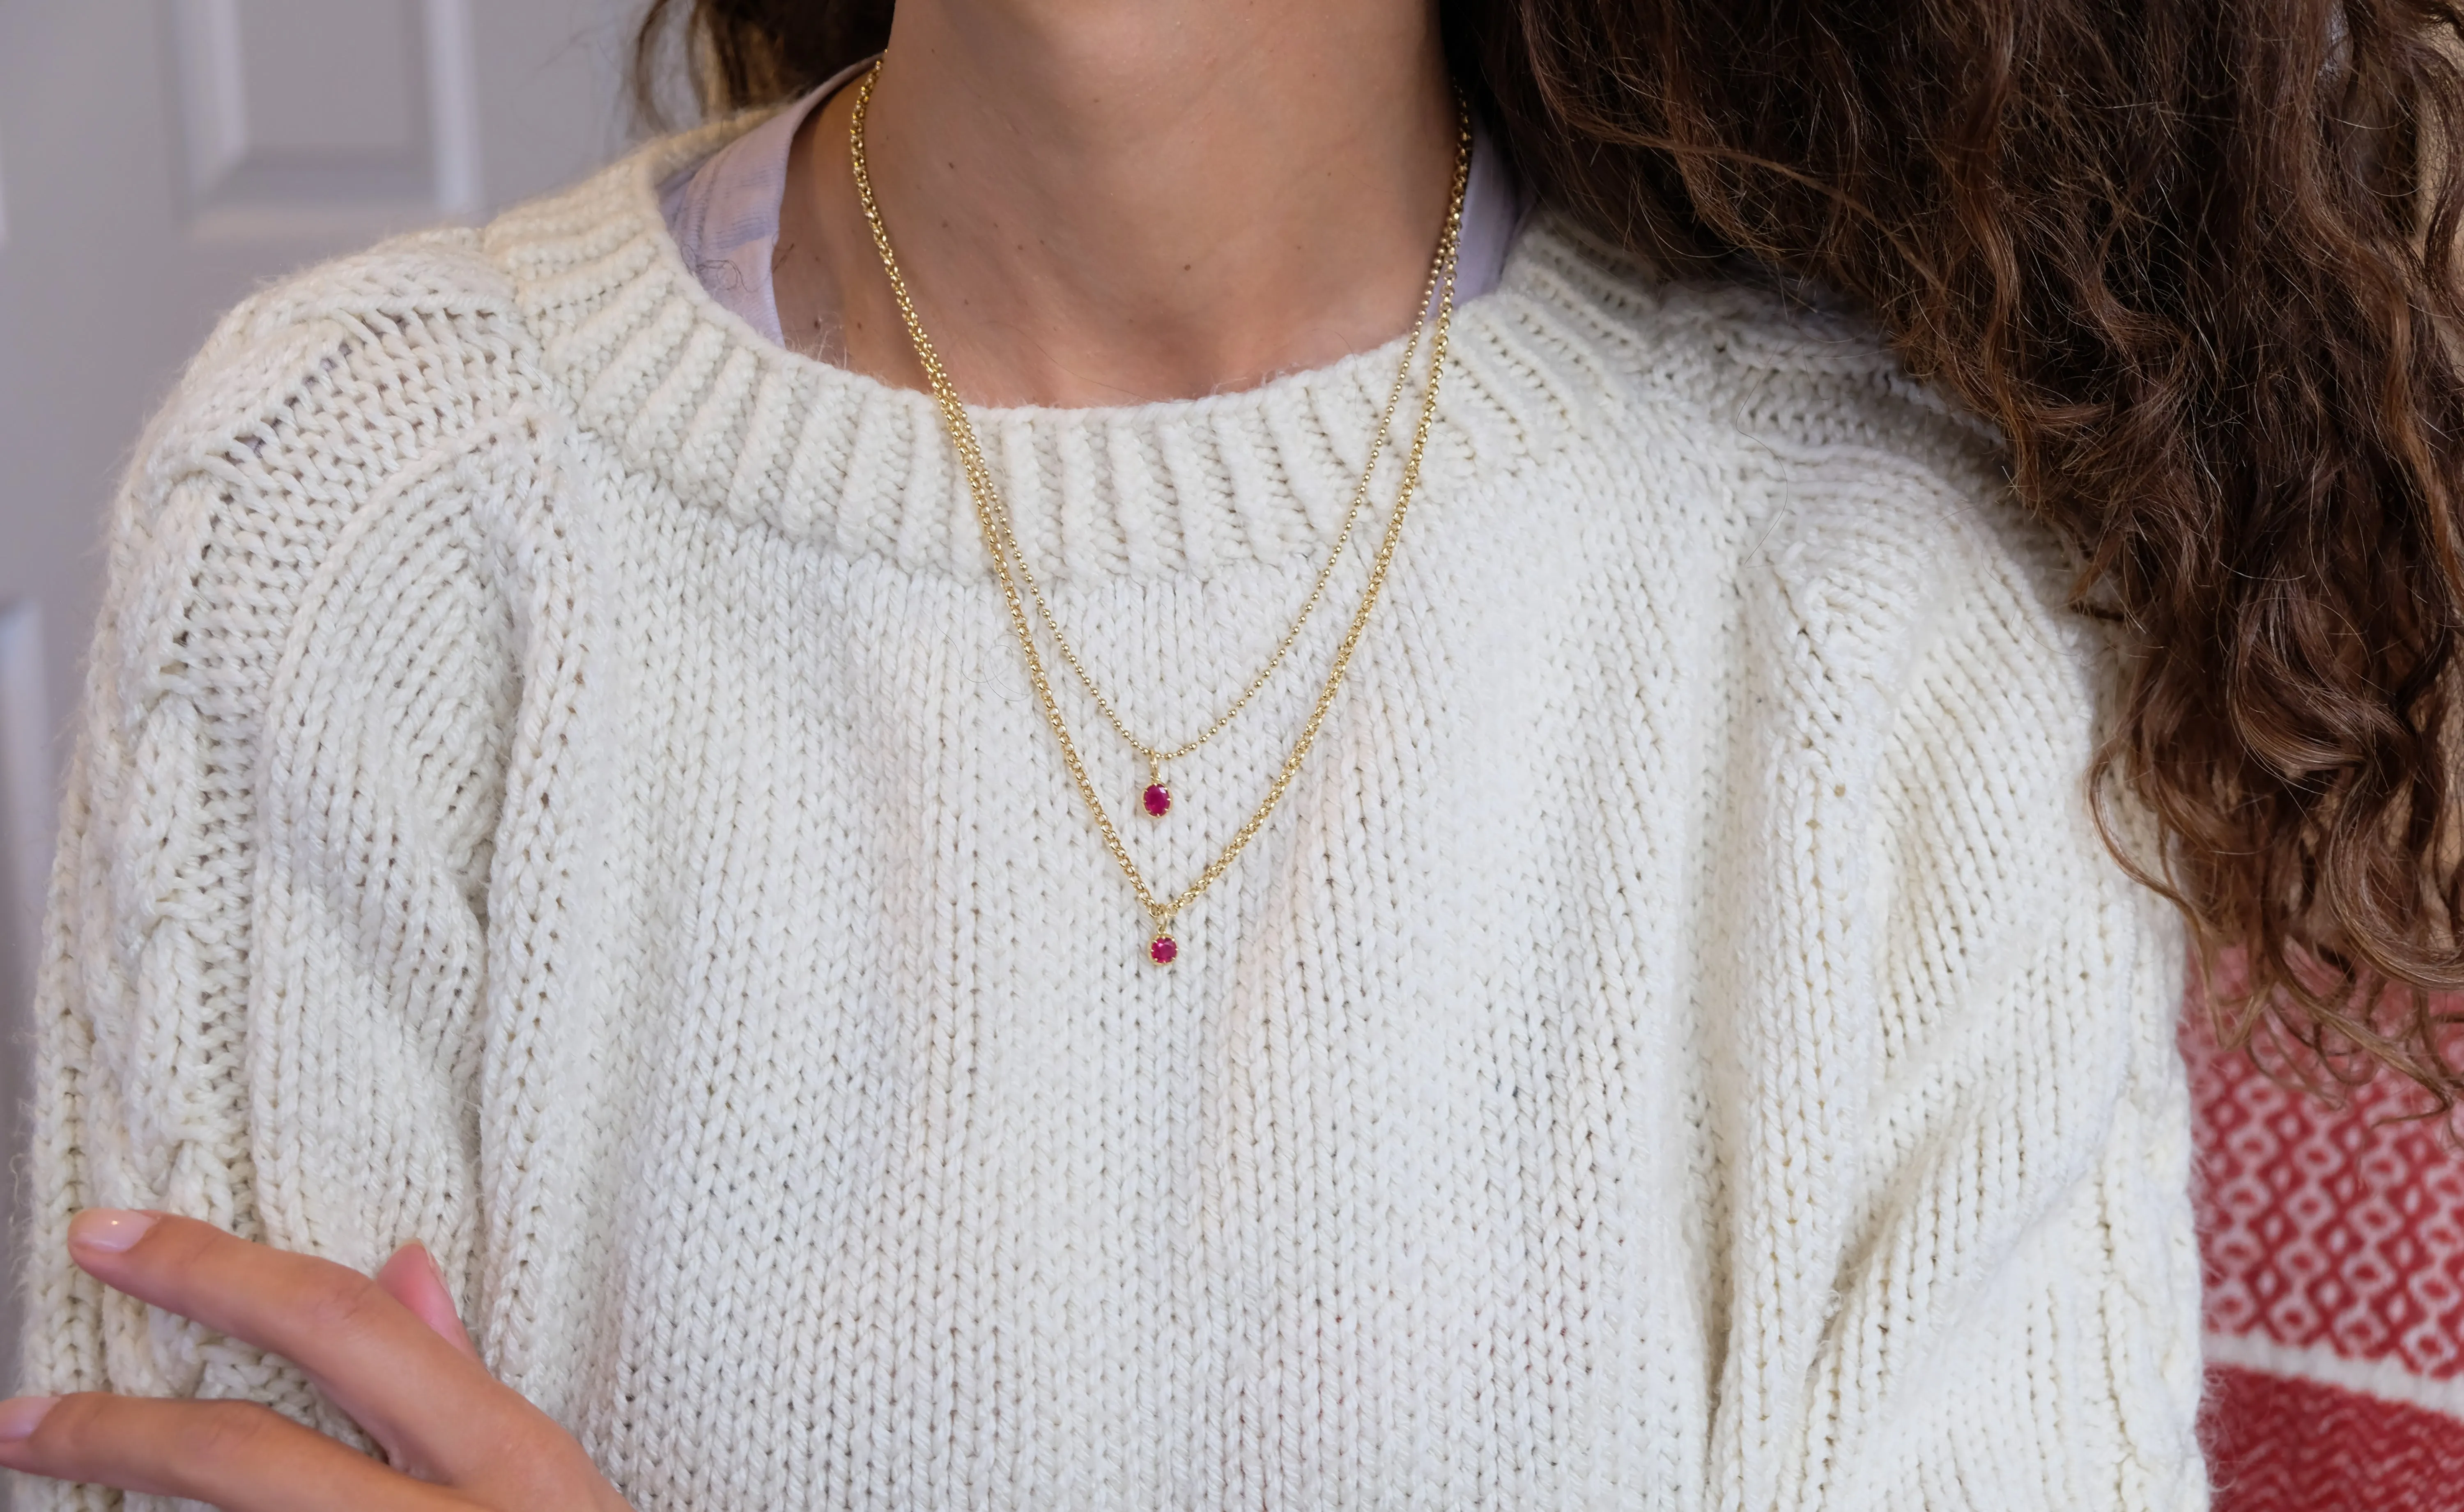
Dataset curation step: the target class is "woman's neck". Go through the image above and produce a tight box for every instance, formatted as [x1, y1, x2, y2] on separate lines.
[774, 0, 1456, 407]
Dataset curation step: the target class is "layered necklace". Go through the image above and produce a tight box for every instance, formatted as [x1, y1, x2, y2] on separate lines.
[850, 60, 1468, 965]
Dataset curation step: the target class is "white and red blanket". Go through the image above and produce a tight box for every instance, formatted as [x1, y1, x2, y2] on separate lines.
[2186, 982, 2464, 1510]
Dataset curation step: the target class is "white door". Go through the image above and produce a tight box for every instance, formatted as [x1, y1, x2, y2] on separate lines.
[0, 0, 651, 1441]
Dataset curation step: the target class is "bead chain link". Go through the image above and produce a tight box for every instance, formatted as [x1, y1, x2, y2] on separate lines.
[851, 59, 1469, 941]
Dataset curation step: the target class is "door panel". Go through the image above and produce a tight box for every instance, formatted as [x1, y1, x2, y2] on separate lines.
[170, 0, 476, 225]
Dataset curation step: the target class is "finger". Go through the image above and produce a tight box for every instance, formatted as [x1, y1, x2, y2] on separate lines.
[0, 1391, 473, 1512]
[375, 1242, 480, 1362]
[66, 1212, 524, 1483]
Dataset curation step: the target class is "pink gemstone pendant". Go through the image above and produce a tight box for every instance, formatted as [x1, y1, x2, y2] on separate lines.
[1148, 933, 1179, 966]
[1143, 782, 1173, 817]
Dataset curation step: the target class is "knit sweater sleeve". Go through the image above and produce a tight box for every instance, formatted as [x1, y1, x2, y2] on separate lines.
[1701, 372, 2207, 1510]
[13, 234, 536, 1509]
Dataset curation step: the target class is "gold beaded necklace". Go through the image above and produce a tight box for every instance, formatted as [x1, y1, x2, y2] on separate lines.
[850, 59, 1468, 965]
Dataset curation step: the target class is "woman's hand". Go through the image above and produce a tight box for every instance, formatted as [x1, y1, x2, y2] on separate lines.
[0, 1211, 633, 1511]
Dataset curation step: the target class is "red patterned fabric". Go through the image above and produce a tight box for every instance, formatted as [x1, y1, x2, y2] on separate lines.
[2186, 975, 2464, 1511]
[2202, 1367, 2464, 1511]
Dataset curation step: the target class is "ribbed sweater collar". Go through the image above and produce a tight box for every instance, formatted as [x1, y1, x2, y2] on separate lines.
[483, 117, 1619, 580]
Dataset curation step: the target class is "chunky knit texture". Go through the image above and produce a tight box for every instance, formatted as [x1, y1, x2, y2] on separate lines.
[17, 113, 2207, 1511]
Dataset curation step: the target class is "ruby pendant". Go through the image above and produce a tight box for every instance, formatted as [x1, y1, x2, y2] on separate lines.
[1148, 932, 1178, 965]
[1143, 782, 1172, 817]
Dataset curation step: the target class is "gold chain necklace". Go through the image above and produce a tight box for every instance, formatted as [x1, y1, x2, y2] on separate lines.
[851, 60, 1468, 964]
[853, 62, 1466, 826]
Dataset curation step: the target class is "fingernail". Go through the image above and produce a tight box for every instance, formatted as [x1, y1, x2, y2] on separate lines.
[69, 1209, 160, 1254]
[0, 1396, 57, 1444]
[418, 1242, 449, 1289]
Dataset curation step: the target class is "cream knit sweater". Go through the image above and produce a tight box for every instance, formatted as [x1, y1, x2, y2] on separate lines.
[19, 116, 2207, 1511]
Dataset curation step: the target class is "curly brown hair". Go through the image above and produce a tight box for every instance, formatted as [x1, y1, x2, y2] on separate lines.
[638, 0, 2464, 1113]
